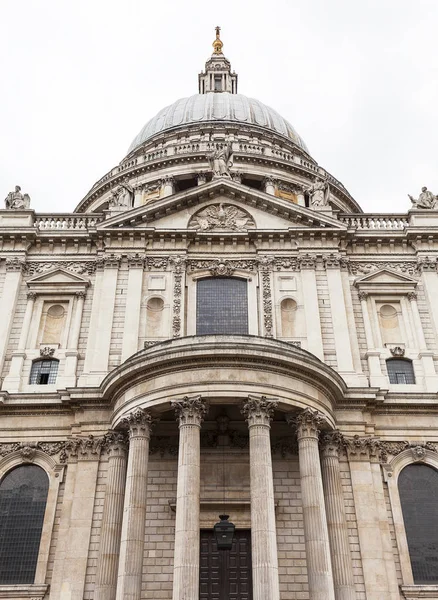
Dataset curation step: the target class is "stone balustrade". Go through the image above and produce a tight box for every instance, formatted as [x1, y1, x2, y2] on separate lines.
[35, 214, 103, 230]
[339, 214, 409, 229]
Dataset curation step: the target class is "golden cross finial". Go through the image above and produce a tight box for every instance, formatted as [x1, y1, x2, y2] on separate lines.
[212, 25, 224, 54]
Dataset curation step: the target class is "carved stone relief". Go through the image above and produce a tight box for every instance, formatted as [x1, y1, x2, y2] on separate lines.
[189, 203, 255, 231]
[169, 255, 186, 338]
[348, 261, 420, 276]
[24, 261, 97, 275]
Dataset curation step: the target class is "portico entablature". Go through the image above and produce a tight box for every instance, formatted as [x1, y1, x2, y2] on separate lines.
[94, 335, 346, 427]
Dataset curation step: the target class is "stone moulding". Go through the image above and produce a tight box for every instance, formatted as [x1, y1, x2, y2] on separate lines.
[0, 583, 48, 599]
[400, 586, 438, 600]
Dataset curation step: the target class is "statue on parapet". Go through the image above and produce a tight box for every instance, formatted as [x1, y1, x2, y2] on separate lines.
[208, 141, 233, 178]
[109, 180, 134, 209]
[4, 185, 31, 210]
[307, 177, 330, 208]
[408, 186, 437, 209]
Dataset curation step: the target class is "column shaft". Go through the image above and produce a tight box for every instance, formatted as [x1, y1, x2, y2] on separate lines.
[171, 396, 207, 600]
[321, 432, 356, 600]
[293, 409, 335, 600]
[116, 410, 154, 600]
[243, 396, 280, 600]
[95, 432, 128, 600]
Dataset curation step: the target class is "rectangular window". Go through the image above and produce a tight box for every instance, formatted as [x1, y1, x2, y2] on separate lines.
[214, 76, 222, 91]
[196, 278, 248, 335]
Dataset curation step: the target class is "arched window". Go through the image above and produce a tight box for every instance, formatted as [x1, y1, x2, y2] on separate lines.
[29, 358, 59, 385]
[196, 277, 248, 335]
[0, 465, 49, 584]
[386, 358, 415, 384]
[398, 464, 438, 583]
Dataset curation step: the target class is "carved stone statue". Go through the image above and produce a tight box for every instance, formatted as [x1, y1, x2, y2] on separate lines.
[408, 186, 437, 209]
[109, 180, 134, 209]
[4, 185, 31, 210]
[307, 177, 330, 208]
[208, 142, 233, 178]
[190, 203, 255, 231]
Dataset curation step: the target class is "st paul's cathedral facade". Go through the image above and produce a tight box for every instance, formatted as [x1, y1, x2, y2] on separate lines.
[0, 28, 437, 600]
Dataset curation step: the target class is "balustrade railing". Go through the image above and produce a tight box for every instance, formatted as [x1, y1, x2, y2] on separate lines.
[339, 214, 409, 230]
[35, 214, 104, 230]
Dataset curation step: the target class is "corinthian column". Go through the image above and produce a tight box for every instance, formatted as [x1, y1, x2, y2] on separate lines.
[290, 408, 335, 600]
[95, 431, 128, 600]
[116, 409, 155, 600]
[320, 431, 356, 600]
[171, 395, 208, 600]
[242, 395, 280, 600]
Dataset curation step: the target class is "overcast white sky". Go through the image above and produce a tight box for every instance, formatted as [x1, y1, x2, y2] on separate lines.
[1, 0, 437, 214]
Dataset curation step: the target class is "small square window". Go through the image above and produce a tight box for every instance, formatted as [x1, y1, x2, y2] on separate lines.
[29, 359, 59, 385]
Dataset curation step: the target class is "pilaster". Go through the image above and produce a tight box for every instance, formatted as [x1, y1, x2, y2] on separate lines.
[320, 431, 356, 600]
[299, 255, 324, 359]
[407, 291, 438, 391]
[121, 255, 145, 362]
[323, 256, 358, 385]
[82, 254, 120, 384]
[64, 290, 86, 385]
[50, 436, 102, 600]
[345, 436, 392, 600]
[3, 290, 36, 391]
[0, 258, 25, 385]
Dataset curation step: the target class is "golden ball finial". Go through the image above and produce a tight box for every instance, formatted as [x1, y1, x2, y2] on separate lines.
[212, 25, 223, 54]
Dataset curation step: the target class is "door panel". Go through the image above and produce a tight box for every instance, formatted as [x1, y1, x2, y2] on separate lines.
[199, 529, 252, 600]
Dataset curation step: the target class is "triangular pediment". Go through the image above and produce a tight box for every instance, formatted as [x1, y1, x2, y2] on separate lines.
[27, 268, 90, 290]
[354, 267, 418, 293]
[97, 179, 347, 232]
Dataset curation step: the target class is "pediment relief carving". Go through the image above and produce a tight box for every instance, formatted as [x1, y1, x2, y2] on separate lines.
[188, 203, 255, 232]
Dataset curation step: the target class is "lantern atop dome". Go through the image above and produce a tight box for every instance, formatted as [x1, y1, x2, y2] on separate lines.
[212, 26, 224, 55]
[198, 27, 238, 94]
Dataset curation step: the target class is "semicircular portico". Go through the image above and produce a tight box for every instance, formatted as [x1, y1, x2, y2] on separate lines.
[99, 335, 346, 428]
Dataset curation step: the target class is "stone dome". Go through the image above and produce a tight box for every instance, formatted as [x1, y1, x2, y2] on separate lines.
[127, 92, 309, 154]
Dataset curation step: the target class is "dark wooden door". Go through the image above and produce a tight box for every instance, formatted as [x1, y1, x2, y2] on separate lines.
[199, 529, 252, 600]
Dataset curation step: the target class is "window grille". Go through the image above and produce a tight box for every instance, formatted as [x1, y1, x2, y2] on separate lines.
[398, 464, 438, 583]
[386, 358, 415, 384]
[0, 465, 49, 584]
[29, 359, 59, 385]
[196, 277, 248, 335]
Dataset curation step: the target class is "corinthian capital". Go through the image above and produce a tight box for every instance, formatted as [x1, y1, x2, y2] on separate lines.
[287, 408, 325, 441]
[171, 395, 208, 427]
[320, 430, 344, 458]
[241, 395, 278, 427]
[102, 430, 129, 457]
[120, 408, 156, 438]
